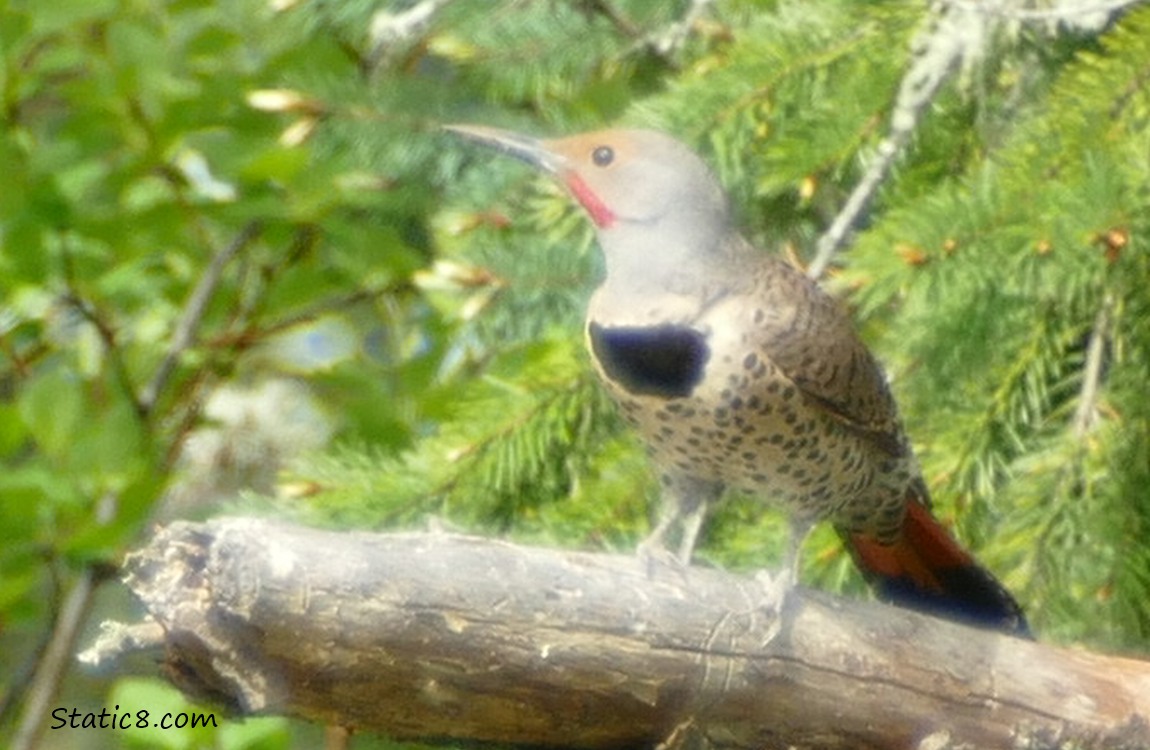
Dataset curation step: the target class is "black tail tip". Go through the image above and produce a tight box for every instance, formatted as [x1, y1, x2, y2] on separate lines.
[877, 566, 1032, 638]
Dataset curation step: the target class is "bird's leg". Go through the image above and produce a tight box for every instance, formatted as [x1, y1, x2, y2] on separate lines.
[638, 473, 722, 566]
[755, 516, 814, 616]
[674, 500, 708, 564]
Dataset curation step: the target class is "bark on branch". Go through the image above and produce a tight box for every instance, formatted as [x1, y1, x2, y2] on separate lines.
[83, 517, 1150, 750]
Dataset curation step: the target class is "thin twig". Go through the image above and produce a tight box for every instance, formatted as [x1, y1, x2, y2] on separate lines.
[1072, 293, 1113, 438]
[583, 0, 713, 66]
[55, 235, 148, 417]
[60, 293, 148, 418]
[647, 0, 714, 57]
[138, 220, 262, 415]
[9, 556, 107, 750]
[151, 224, 327, 472]
[581, 0, 642, 38]
[14, 219, 259, 749]
[1025, 293, 1116, 592]
[948, 0, 1137, 22]
[808, 3, 986, 278]
[204, 284, 408, 351]
[13, 224, 259, 744]
[366, 0, 457, 72]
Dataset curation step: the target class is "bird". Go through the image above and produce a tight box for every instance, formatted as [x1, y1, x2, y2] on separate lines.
[446, 123, 1029, 636]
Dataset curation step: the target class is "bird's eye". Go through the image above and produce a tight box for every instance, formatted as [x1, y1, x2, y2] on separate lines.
[591, 146, 615, 167]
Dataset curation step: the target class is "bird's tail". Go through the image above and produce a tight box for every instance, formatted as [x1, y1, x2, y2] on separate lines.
[840, 492, 1030, 637]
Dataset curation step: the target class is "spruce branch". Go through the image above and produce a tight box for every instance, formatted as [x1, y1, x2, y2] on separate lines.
[941, 311, 1076, 501]
[1025, 293, 1117, 614]
[809, 2, 992, 278]
[429, 370, 608, 519]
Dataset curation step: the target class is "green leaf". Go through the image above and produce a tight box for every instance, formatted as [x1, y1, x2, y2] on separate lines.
[108, 678, 222, 750]
[0, 403, 30, 456]
[14, 0, 117, 34]
[17, 367, 84, 461]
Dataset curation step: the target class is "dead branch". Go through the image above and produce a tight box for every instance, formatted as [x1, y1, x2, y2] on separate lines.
[83, 517, 1150, 750]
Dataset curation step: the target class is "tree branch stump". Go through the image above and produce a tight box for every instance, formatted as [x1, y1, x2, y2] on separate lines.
[83, 517, 1150, 750]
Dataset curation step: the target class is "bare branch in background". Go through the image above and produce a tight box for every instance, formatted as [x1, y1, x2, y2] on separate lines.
[648, 0, 715, 57]
[579, 0, 642, 38]
[139, 220, 263, 415]
[809, 2, 989, 278]
[808, 0, 1141, 277]
[950, 0, 1137, 28]
[11, 221, 261, 749]
[367, 0, 457, 72]
[581, 0, 715, 66]
[10, 559, 111, 750]
[1073, 293, 1114, 438]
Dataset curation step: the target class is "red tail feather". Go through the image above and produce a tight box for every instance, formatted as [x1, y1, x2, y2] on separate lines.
[842, 496, 1029, 636]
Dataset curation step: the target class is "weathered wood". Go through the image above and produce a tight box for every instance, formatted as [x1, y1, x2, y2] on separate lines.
[85, 517, 1150, 750]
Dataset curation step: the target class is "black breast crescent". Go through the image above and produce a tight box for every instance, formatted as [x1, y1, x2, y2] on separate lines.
[588, 323, 710, 399]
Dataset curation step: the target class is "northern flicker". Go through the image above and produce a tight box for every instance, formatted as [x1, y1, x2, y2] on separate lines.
[447, 124, 1029, 635]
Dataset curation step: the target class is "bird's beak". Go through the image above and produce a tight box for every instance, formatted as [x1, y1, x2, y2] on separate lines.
[444, 124, 564, 174]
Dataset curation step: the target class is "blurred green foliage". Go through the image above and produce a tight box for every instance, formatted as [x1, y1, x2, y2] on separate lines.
[2, 0, 1149, 747]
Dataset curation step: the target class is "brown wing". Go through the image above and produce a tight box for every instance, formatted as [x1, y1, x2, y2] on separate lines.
[750, 253, 908, 457]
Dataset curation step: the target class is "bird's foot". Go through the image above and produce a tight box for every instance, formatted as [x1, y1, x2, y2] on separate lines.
[753, 566, 796, 614]
[636, 535, 690, 581]
[752, 566, 797, 646]
[635, 507, 694, 577]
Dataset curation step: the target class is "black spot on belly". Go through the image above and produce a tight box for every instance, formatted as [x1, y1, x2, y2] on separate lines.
[588, 322, 709, 398]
